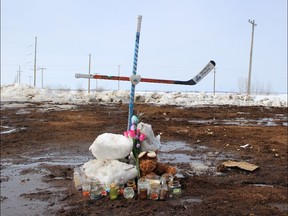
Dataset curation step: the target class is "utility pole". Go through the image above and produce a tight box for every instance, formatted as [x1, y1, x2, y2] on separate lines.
[247, 19, 257, 95]
[118, 65, 121, 90]
[38, 67, 46, 88]
[88, 54, 91, 94]
[33, 36, 38, 87]
[17, 66, 23, 84]
[213, 67, 216, 95]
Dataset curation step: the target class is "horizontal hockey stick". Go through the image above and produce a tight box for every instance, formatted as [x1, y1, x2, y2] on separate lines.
[75, 60, 215, 86]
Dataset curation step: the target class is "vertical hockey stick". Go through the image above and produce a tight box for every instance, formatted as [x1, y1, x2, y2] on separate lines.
[127, 15, 142, 130]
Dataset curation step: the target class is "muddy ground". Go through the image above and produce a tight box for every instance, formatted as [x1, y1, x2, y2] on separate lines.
[1, 101, 287, 216]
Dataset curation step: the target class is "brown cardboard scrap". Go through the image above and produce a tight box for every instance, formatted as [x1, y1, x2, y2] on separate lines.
[221, 160, 259, 172]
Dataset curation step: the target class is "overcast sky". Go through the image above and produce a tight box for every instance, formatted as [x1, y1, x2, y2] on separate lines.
[1, 0, 287, 93]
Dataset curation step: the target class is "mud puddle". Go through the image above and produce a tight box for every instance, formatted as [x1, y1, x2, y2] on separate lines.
[0, 126, 27, 135]
[159, 141, 238, 176]
[171, 114, 288, 127]
[0, 154, 92, 216]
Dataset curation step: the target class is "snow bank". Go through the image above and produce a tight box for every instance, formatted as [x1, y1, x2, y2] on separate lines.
[1, 84, 287, 107]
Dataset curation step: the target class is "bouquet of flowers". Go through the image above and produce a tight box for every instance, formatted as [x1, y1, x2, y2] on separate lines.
[124, 115, 146, 178]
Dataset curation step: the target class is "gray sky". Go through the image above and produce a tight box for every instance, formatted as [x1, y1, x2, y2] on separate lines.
[1, 0, 287, 93]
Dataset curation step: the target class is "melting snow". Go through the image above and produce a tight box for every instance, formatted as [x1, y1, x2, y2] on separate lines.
[1, 84, 287, 107]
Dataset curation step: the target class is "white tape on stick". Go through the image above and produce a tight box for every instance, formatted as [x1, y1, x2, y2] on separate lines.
[137, 15, 142, 33]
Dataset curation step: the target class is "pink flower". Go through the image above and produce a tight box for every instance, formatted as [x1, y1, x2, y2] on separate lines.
[124, 130, 136, 138]
[128, 130, 136, 138]
[124, 130, 146, 141]
[139, 133, 146, 141]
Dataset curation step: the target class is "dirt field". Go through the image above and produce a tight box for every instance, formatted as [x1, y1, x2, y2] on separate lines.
[1, 101, 287, 216]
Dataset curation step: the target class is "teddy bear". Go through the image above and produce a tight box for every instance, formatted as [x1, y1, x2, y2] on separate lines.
[138, 151, 176, 177]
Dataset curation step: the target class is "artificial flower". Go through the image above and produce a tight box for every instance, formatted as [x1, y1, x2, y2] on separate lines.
[139, 133, 146, 141]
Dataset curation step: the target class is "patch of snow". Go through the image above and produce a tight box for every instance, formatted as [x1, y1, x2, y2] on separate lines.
[1, 84, 287, 107]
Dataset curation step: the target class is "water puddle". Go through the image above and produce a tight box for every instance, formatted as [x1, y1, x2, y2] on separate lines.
[158, 141, 237, 176]
[180, 196, 203, 204]
[1, 162, 50, 216]
[19, 153, 93, 166]
[16, 109, 32, 115]
[0, 102, 30, 109]
[0, 154, 92, 216]
[36, 104, 77, 112]
[251, 183, 274, 188]
[0, 126, 27, 135]
[159, 141, 195, 152]
[185, 115, 288, 127]
[188, 160, 216, 175]
[159, 153, 193, 163]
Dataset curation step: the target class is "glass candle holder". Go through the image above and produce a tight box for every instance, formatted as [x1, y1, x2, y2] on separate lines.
[139, 187, 148, 200]
[81, 179, 91, 197]
[90, 181, 105, 200]
[168, 181, 181, 198]
[149, 183, 160, 200]
[73, 167, 82, 190]
[127, 179, 137, 191]
[137, 179, 149, 193]
[159, 184, 168, 201]
[123, 187, 134, 199]
[110, 186, 119, 200]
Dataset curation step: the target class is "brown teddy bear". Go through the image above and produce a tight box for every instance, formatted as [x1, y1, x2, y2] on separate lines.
[138, 151, 176, 177]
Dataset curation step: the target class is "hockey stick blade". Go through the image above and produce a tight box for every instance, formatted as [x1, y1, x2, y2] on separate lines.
[175, 60, 216, 85]
[75, 60, 216, 86]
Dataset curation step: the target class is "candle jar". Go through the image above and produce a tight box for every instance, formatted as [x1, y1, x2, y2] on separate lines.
[149, 183, 160, 200]
[116, 177, 125, 196]
[109, 183, 119, 200]
[159, 184, 168, 201]
[73, 167, 82, 190]
[90, 181, 105, 200]
[139, 187, 148, 200]
[81, 179, 91, 197]
[123, 187, 135, 199]
[137, 179, 149, 191]
[127, 179, 137, 191]
[168, 181, 181, 198]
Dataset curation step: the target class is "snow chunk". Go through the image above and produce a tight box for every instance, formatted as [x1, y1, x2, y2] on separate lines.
[89, 133, 133, 160]
[83, 159, 137, 187]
